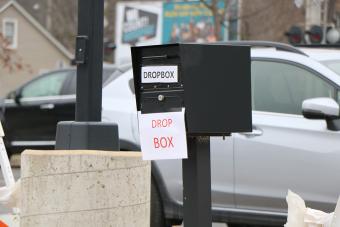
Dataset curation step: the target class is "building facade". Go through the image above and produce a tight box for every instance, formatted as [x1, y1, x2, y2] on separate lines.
[0, 1, 72, 97]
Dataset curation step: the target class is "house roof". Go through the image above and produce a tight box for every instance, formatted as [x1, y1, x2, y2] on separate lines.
[0, 0, 7, 9]
[0, 0, 73, 59]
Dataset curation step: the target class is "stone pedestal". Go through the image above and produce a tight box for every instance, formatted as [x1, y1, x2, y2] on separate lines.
[20, 150, 150, 227]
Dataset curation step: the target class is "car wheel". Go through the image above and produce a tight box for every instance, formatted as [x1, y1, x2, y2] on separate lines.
[151, 177, 167, 227]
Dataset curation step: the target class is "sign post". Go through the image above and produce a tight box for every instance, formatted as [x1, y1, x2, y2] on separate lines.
[183, 136, 212, 226]
[131, 43, 252, 227]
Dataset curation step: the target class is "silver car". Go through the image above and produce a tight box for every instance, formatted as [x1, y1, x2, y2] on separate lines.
[102, 42, 340, 227]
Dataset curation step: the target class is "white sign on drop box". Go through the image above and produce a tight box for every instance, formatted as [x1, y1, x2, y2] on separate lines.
[138, 109, 188, 160]
[141, 65, 178, 83]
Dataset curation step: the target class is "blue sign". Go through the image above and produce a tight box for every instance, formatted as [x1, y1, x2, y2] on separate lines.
[162, 1, 225, 44]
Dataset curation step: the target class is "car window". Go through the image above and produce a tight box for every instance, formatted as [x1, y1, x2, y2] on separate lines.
[252, 61, 335, 115]
[62, 71, 76, 95]
[103, 68, 116, 81]
[21, 71, 70, 98]
[321, 60, 340, 76]
[64, 68, 117, 95]
[103, 69, 125, 87]
[128, 78, 135, 94]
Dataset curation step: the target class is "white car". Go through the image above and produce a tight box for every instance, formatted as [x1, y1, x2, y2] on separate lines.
[102, 42, 340, 227]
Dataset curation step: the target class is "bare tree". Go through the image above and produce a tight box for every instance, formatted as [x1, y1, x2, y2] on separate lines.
[18, 0, 78, 52]
[240, 0, 305, 42]
[0, 33, 30, 72]
[200, 0, 259, 41]
[200, 0, 228, 40]
[48, 0, 78, 52]
[327, 0, 337, 23]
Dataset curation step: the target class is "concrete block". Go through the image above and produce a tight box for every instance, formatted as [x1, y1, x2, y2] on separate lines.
[20, 150, 150, 227]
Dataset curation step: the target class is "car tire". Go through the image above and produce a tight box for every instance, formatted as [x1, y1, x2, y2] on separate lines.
[151, 177, 167, 227]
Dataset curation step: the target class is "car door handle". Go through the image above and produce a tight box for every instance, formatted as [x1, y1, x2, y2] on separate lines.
[240, 127, 263, 137]
[40, 104, 55, 110]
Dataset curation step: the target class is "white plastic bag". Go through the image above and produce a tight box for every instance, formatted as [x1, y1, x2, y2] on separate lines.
[285, 190, 340, 227]
[304, 208, 333, 227]
[285, 190, 307, 227]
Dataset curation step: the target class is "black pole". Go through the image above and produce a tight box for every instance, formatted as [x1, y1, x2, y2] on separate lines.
[182, 136, 212, 227]
[76, 0, 104, 121]
[55, 0, 119, 151]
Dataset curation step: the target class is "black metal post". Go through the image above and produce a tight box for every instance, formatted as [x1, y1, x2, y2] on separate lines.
[76, 0, 104, 121]
[182, 136, 212, 227]
[55, 0, 119, 151]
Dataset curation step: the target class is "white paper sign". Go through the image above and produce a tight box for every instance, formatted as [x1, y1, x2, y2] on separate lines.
[0, 138, 14, 187]
[0, 122, 3, 137]
[141, 65, 178, 83]
[138, 109, 187, 160]
[0, 122, 15, 188]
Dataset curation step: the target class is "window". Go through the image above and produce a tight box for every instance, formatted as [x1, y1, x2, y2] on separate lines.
[63, 68, 117, 95]
[21, 71, 70, 98]
[2, 18, 17, 49]
[252, 61, 335, 115]
[62, 71, 76, 95]
[321, 60, 340, 76]
[128, 78, 135, 94]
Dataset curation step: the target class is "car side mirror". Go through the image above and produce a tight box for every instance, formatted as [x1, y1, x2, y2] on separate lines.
[7, 91, 22, 105]
[302, 98, 339, 120]
[6, 91, 16, 100]
[14, 92, 22, 105]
